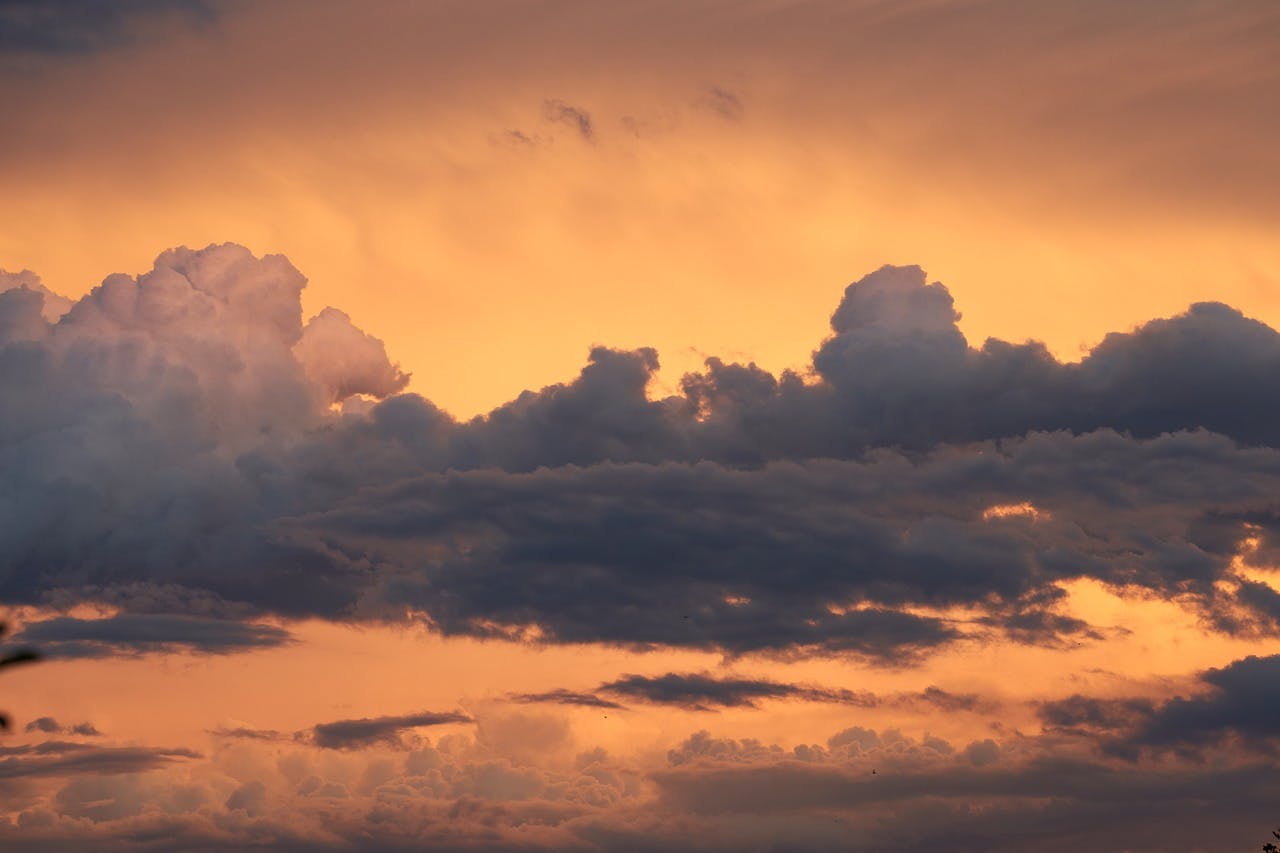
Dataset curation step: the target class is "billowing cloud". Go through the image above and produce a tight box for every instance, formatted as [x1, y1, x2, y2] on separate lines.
[1129, 655, 1280, 751]
[294, 306, 410, 405]
[0, 269, 72, 322]
[1044, 654, 1280, 757]
[0, 708, 1275, 852]
[5, 245, 1280, 662]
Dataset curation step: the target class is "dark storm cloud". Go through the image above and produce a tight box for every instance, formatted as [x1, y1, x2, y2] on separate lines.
[308, 711, 473, 750]
[6, 244, 1280, 661]
[289, 429, 1280, 657]
[1126, 654, 1280, 751]
[9, 614, 292, 658]
[1028, 653, 1280, 760]
[0, 0, 213, 56]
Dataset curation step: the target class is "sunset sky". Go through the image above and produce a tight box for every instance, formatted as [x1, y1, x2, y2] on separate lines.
[2, 1, 1280, 850]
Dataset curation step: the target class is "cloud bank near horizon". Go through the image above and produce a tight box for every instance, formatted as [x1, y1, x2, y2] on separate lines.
[3, 243, 1280, 661]
[7, 652, 1280, 852]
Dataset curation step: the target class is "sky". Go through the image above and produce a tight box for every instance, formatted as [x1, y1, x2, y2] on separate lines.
[0, 1, 1279, 850]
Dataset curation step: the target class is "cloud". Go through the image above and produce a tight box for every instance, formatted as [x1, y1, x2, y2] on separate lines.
[1122, 654, 1280, 753]
[207, 725, 288, 742]
[0, 712, 1274, 852]
[596, 672, 877, 711]
[696, 86, 743, 121]
[10, 614, 292, 658]
[0, 0, 212, 57]
[7, 245, 1280, 661]
[542, 98, 594, 140]
[308, 711, 473, 750]
[1035, 695, 1156, 734]
[512, 675, 986, 714]
[293, 307, 410, 405]
[295, 429, 1280, 657]
[0, 743, 198, 779]
[23, 717, 100, 736]
[0, 269, 71, 322]
[508, 689, 626, 710]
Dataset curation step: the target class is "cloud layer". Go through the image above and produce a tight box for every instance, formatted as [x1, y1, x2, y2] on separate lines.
[3, 245, 1280, 661]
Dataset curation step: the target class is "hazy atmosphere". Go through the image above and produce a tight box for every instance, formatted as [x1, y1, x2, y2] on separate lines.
[2, 2, 1279, 850]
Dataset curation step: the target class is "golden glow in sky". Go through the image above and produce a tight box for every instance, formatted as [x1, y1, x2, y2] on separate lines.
[1, 2, 1279, 850]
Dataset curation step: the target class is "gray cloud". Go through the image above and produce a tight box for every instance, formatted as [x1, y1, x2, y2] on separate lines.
[10, 614, 292, 658]
[542, 98, 594, 141]
[23, 717, 100, 736]
[596, 672, 877, 711]
[0, 0, 213, 57]
[696, 86, 743, 121]
[508, 689, 626, 710]
[6, 245, 1280, 661]
[1124, 654, 1280, 753]
[0, 742, 198, 779]
[514, 674, 985, 714]
[308, 711, 473, 750]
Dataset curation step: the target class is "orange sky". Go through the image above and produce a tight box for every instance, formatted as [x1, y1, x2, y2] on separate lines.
[2, 0, 1277, 417]
[3, 2, 1280, 850]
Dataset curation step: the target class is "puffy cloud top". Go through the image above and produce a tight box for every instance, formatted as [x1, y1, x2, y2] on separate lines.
[5, 244, 1280, 662]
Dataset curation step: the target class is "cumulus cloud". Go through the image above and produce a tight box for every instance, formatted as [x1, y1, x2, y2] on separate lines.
[0, 269, 72, 322]
[0, 710, 1276, 852]
[513, 674, 984, 714]
[293, 306, 410, 404]
[6, 245, 1280, 662]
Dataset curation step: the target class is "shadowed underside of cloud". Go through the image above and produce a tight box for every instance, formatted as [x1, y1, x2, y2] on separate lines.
[8, 614, 292, 658]
[308, 711, 473, 750]
[1034, 653, 1280, 758]
[5, 244, 1280, 661]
